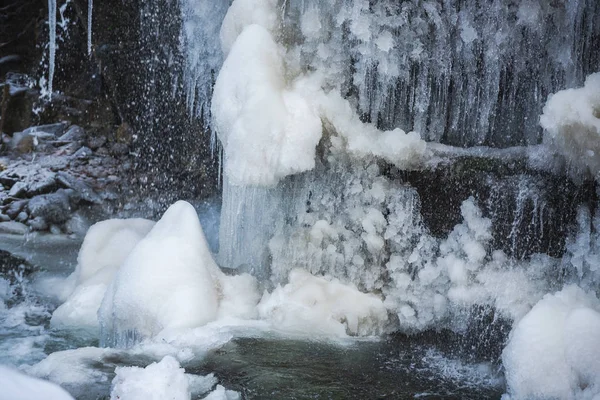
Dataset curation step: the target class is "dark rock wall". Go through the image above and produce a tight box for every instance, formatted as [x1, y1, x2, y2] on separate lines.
[1, 0, 219, 212]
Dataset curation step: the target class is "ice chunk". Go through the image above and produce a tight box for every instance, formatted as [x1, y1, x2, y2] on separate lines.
[201, 385, 241, 400]
[47, 0, 57, 98]
[27, 347, 114, 399]
[0, 365, 74, 400]
[99, 201, 221, 345]
[110, 356, 192, 400]
[51, 218, 155, 334]
[502, 285, 600, 399]
[258, 269, 388, 337]
[212, 24, 322, 186]
[87, 0, 93, 56]
[541, 72, 600, 177]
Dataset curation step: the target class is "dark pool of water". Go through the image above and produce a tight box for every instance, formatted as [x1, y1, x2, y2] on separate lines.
[189, 335, 504, 399]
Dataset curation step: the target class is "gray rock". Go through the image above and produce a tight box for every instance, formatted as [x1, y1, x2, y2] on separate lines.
[49, 225, 62, 235]
[73, 146, 93, 160]
[0, 213, 10, 222]
[27, 172, 57, 196]
[54, 142, 82, 157]
[95, 146, 109, 156]
[16, 211, 28, 223]
[0, 221, 28, 235]
[27, 190, 73, 224]
[22, 123, 68, 137]
[5, 200, 28, 219]
[87, 136, 107, 150]
[28, 216, 48, 231]
[64, 214, 89, 235]
[56, 172, 102, 204]
[110, 142, 129, 156]
[8, 181, 27, 198]
[56, 125, 85, 144]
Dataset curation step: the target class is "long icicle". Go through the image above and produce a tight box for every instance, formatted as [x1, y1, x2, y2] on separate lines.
[48, 0, 57, 98]
[87, 0, 93, 56]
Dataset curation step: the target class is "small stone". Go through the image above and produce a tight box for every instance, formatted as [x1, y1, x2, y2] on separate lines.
[0, 213, 10, 222]
[95, 146, 109, 156]
[56, 172, 102, 204]
[0, 221, 28, 235]
[73, 146, 93, 160]
[49, 225, 62, 235]
[22, 122, 67, 137]
[28, 216, 48, 231]
[87, 136, 107, 150]
[110, 142, 129, 156]
[5, 199, 27, 219]
[8, 181, 27, 197]
[56, 125, 85, 144]
[16, 211, 28, 223]
[28, 190, 73, 224]
[54, 142, 82, 156]
[27, 172, 57, 196]
[64, 214, 88, 235]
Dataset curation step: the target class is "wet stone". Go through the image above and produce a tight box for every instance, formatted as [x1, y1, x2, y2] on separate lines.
[8, 181, 27, 198]
[0, 221, 28, 235]
[27, 190, 73, 224]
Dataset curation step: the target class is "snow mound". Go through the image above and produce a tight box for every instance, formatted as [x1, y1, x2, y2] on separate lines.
[98, 201, 260, 347]
[0, 365, 74, 400]
[502, 285, 600, 400]
[541, 72, 600, 177]
[99, 201, 221, 345]
[110, 356, 192, 400]
[258, 269, 388, 337]
[51, 218, 155, 334]
[212, 24, 322, 186]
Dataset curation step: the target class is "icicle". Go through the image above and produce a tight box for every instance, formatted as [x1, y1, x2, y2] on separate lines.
[87, 0, 93, 56]
[48, 0, 57, 98]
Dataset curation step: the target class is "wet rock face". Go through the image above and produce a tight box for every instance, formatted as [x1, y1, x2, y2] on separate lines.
[1, 0, 219, 207]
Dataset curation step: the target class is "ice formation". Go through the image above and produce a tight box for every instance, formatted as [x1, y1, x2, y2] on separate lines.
[0, 365, 75, 400]
[99, 201, 221, 344]
[201, 385, 241, 400]
[502, 285, 600, 400]
[110, 356, 194, 400]
[47, 0, 57, 97]
[99, 201, 260, 347]
[51, 218, 155, 334]
[258, 268, 388, 337]
[87, 0, 93, 56]
[541, 72, 600, 177]
[211, 24, 322, 186]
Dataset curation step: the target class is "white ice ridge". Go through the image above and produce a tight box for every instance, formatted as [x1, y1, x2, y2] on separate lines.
[212, 0, 426, 187]
[541, 72, 600, 178]
[48, 0, 57, 98]
[51, 218, 155, 335]
[0, 365, 75, 400]
[87, 0, 93, 56]
[502, 285, 600, 400]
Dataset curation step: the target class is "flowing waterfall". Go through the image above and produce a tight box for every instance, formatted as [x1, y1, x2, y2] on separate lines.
[179, 0, 600, 333]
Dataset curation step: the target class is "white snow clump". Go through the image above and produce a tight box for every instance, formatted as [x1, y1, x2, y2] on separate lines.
[502, 285, 600, 400]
